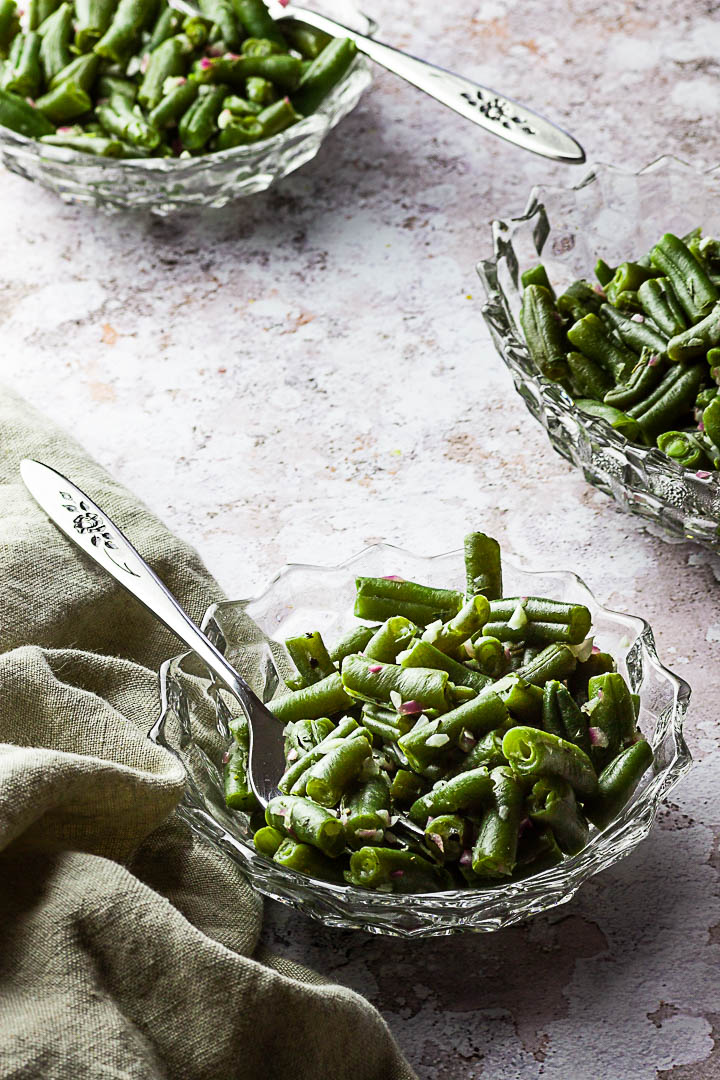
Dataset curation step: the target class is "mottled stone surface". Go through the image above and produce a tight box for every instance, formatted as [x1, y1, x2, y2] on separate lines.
[1, 1, 719, 1076]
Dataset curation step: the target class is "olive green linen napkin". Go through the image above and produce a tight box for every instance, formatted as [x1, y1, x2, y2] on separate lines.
[0, 386, 415, 1080]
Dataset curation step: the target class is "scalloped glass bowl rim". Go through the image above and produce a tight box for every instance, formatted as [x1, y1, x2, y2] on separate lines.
[479, 154, 720, 494]
[151, 542, 691, 931]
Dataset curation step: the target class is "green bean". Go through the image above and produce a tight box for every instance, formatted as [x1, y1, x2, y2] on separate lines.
[567, 351, 613, 400]
[519, 284, 568, 381]
[217, 110, 265, 146]
[304, 734, 372, 807]
[703, 396, 720, 448]
[178, 81, 227, 150]
[343, 773, 391, 848]
[354, 575, 463, 627]
[469, 634, 506, 677]
[280, 719, 358, 793]
[283, 715, 337, 758]
[483, 596, 591, 647]
[146, 5, 183, 50]
[449, 728, 508, 776]
[421, 594, 490, 655]
[513, 824, 563, 877]
[399, 638, 491, 693]
[389, 768, 427, 803]
[273, 838, 344, 880]
[280, 22, 331, 59]
[637, 277, 687, 337]
[502, 726, 598, 798]
[199, 0, 240, 47]
[265, 794, 345, 857]
[471, 766, 524, 878]
[27, 0, 61, 31]
[0, 84, 53, 134]
[284, 630, 335, 688]
[464, 531, 502, 601]
[408, 767, 494, 823]
[599, 303, 668, 357]
[195, 52, 302, 91]
[35, 77, 91, 120]
[254, 94, 300, 136]
[586, 671, 637, 749]
[556, 279, 604, 322]
[527, 778, 589, 855]
[342, 652, 450, 712]
[567, 313, 637, 383]
[0, 0, 19, 56]
[48, 51, 99, 92]
[630, 363, 705, 441]
[398, 690, 507, 772]
[253, 824, 284, 856]
[667, 302, 720, 362]
[3, 31, 42, 96]
[292, 35, 356, 115]
[232, 0, 285, 44]
[245, 73, 275, 104]
[271, 671, 353, 724]
[148, 76, 198, 129]
[513, 642, 577, 686]
[603, 352, 665, 410]
[595, 259, 615, 288]
[40, 130, 122, 153]
[541, 679, 590, 754]
[575, 398, 644, 442]
[584, 739, 653, 829]
[223, 743, 257, 812]
[74, 0, 115, 50]
[657, 430, 711, 471]
[567, 650, 616, 704]
[346, 846, 452, 892]
[425, 813, 468, 863]
[94, 0, 156, 61]
[364, 616, 418, 663]
[605, 261, 661, 306]
[520, 263, 555, 296]
[138, 33, 193, 110]
[97, 95, 160, 149]
[650, 233, 719, 323]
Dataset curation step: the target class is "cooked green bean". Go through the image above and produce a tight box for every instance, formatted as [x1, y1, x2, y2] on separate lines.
[520, 284, 569, 381]
[584, 739, 653, 829]
[228, 531, 649, 893]
[471, 766, 524, 877]
[567, 312, 636, 383]
[464, 531, 503, 601]
[292, 35, 356, 115]
[354, 575, 463, 626]
[650, 233, 719, 323]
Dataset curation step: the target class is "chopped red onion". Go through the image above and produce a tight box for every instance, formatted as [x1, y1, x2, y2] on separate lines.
[286, 748, 299, 762]
[225, 52, 241, 60]
[390, 869, 404, 878]
[592, 644, 600, 654]
[597, 689, 604, 700]
[367, 664, 382, 673]
[631, 313, 645, 323]
[459, 849, 472, 867]
[697, 470, 712, 479]
[428, 833, 444, 852]
[459, 728, 476, 752]
[698, 421, 706, 432]
[356, 828, 383, 842]
[588, 726, 609, 748]
[222, 749, 231, 763]
[398, 699, 423, 715]
[139, 52, 150, 74]
[381, 575, 405, 581]
[647, 354, 660, 367]
[592, 283, 606, 297]
[199, 57, 213, 69]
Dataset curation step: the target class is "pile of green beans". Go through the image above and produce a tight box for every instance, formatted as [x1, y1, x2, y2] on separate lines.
[0, 0, 356, 157]
[519, 229, 720, 475]
[224, 532, 653, 894]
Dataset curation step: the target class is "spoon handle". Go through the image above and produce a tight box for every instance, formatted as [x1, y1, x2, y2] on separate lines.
[280, 2, 585, 163]
[20, 459, 286, 802]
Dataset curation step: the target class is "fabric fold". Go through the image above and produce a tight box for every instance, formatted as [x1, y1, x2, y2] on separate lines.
[0, 386, 415, 1080]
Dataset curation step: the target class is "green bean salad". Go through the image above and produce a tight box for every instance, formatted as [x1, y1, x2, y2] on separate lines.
[520, 229, 720, 476]
[0, 0, 355, 157]
[223, 533, 653, 894]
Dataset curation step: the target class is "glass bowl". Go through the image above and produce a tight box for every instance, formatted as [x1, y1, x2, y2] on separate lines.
[149, 543, 691, 938]
[478, 156, 720, 551]
[0, 1, 373, 214]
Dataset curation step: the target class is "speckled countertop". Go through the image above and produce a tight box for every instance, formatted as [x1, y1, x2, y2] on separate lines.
[2, 1, 720, 1076]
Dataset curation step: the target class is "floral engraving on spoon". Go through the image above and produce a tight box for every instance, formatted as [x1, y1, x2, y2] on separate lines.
[60, 491, 140, 577]
[460, 89, 535, 134]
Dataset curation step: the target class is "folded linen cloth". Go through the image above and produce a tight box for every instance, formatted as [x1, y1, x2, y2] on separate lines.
[0, 386, 415, 1080]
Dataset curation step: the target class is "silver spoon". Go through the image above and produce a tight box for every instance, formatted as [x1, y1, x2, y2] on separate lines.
[169, 0, 585, 164]
[20, 459, 425, 842]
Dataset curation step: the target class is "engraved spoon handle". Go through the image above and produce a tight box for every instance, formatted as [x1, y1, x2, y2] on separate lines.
[19, 459, 286, 805]
[276, 2, 585, 163]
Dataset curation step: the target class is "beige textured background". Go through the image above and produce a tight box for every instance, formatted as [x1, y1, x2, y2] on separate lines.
[1, 1, 719, 1076]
